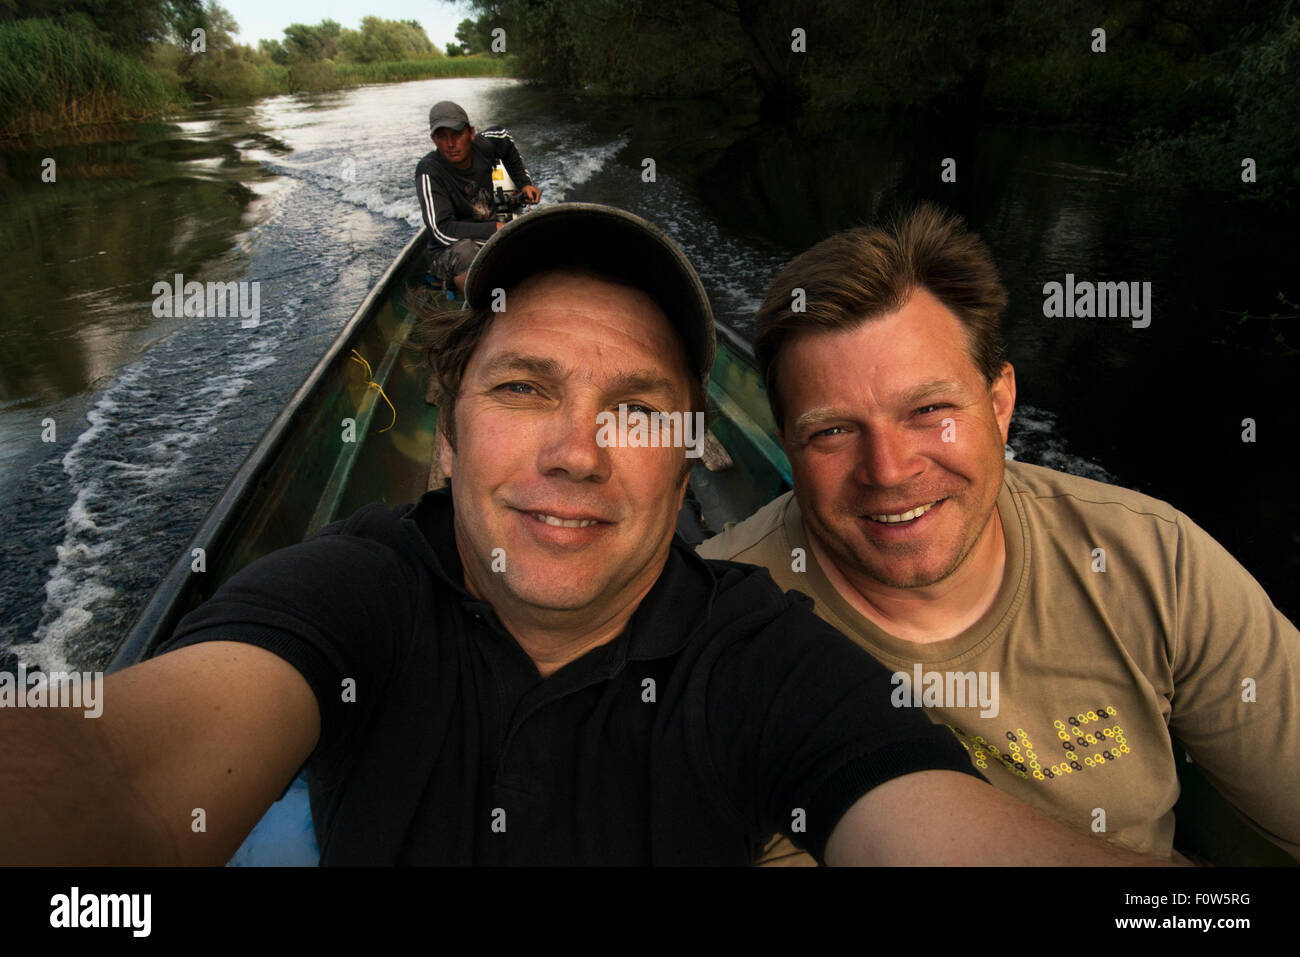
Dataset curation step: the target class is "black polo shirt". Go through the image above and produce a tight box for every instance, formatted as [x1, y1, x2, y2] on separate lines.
[162, 487, 981, 865]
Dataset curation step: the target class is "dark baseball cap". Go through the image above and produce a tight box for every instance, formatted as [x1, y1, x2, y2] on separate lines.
[465, 203, 716, 384]
[428, 100, 470, 133]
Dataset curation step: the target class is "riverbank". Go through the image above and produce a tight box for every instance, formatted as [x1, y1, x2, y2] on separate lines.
[0, 18, 515, 142]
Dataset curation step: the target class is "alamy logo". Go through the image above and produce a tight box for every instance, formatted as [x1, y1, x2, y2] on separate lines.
[50, 887, 151, 937]
[151, 273, 261, 328]
[1042, 274, 1151, 328]
[890, 664, 999, 718]
[0, 663, 102, 718]
[595, 405, 706, 459]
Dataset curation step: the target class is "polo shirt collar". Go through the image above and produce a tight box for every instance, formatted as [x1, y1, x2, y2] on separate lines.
[399, 485, 718, 663]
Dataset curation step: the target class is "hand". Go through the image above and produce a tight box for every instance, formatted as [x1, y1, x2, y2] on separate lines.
[520, 184, 541, 205]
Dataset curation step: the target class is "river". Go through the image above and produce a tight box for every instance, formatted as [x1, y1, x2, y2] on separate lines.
[0, 76, 1295, 671]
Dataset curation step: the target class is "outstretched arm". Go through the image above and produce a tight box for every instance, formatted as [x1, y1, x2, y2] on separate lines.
[825, 769, 1180, 866]
[0, 641, 319, 866]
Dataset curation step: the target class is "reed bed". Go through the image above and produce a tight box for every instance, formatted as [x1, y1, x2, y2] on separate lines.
[0, 19, 182, 137]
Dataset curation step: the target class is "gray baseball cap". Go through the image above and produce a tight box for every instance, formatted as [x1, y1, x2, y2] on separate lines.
[428, 100, 470, 133]
[465, 203, 716, 384]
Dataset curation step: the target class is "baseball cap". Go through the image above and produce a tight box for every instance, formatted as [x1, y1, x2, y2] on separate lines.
[465, 203, 716, 384]
[428, 100, 470, 133]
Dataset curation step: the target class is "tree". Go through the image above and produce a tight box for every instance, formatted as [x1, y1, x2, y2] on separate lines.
[282, 19, 341, 61]
[0, 0, 203, 52]
[164, 0, 239, 77]
[335, 16, 437, 63]
[454, 16, 483, 54]
[259, 36, 289, 65]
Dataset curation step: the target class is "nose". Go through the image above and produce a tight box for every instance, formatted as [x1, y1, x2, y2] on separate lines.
[852, 425, 924, 489]
[536, 400, 611, 483]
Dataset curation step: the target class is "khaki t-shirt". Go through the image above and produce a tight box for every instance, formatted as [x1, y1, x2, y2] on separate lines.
[698, 460, 1300, 862]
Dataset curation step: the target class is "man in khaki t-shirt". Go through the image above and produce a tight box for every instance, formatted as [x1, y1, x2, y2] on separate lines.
[699, 205, 1300, 863]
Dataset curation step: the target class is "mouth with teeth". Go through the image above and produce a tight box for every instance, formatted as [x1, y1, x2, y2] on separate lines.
[865, 499, 944, 525]
[530, 512, 602, 529]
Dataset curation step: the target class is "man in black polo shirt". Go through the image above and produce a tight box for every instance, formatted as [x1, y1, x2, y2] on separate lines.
[415, 99, 541, 295]
[0, 206, 1171, 866]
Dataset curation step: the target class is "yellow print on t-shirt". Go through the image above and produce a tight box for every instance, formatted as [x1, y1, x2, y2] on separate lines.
[947, 706, 1130, 783]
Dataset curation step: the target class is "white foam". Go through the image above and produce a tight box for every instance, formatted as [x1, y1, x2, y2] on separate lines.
[16, 301, 303, 671]
[545, 134, 630, 202]
[1007, 405, 1114, 483]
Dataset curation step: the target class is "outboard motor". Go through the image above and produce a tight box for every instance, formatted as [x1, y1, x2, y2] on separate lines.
[491, 186, 529, 223]
[490, 160, 529, 223]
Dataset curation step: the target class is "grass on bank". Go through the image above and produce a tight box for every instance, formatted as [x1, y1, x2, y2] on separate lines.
[0, 19, 186, 137]
[1, 18, 517, 139]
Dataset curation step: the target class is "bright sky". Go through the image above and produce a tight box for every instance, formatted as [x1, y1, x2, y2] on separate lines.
[220, 0, 477, 46]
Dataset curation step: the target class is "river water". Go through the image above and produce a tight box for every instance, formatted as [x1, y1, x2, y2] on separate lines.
[0, 77, 1295, 671]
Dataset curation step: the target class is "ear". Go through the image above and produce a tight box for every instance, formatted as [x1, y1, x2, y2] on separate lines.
[991, 361, 1017, 444]
[438, 421, 456, 483]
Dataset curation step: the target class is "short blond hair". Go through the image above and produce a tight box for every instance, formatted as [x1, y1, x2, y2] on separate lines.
[756, 203, 1008, 430]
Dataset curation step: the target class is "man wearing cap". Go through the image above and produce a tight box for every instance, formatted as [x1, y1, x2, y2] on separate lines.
[0, 205, 1174, 867]
[416, 100, 541, 294]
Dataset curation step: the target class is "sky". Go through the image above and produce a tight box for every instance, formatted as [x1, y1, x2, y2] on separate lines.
[219, 0, 477, 47]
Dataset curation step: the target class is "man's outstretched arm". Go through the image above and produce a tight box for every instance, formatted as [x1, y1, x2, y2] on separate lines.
[0, 641, 319, 866]
[825, 769, 1180, 866]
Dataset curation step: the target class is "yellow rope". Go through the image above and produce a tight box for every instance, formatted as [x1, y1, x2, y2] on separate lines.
[349, 349, 396, 433]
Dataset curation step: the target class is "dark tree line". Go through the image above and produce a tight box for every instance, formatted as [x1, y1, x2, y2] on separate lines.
[0, 0, 204, 52]
[457, 0, 1297, 201]
[460, 0, 1290, 119]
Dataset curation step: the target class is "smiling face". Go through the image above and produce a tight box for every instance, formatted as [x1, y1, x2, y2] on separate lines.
[778, 287, 1016, 591]
[441, 270, 695, 626]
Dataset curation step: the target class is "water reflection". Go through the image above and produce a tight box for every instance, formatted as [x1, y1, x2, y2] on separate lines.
[0, 107, 282, 405]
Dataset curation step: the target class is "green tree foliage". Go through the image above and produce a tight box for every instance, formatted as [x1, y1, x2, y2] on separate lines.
[463, 0, 1290, 117]
[336, 16, 439, 63]
[455, 16, 491, 54]
[148, 1, 255, 97]
[461, 0, 1297, 201]
[0, 0, 203, 52]
[463, 0, 745, 96]
[259, 36, 289, 65]
[2, 4, 510, 132]
[282, 19, 341, 62]
[1126, 7, 1300, 206]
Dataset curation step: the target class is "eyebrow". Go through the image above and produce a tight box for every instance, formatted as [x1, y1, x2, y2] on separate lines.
[606, 369, 680, 400]
[477, 354, 681, 400]
[791, 380, 969, 433]
[477, 352, 564, 381]
[898, 379, 969, 405]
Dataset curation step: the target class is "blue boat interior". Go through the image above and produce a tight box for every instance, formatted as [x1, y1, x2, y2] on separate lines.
[228, 773, 318, 866]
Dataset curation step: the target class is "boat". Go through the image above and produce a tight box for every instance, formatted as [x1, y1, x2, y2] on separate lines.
[109, 223, 1292, 867]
